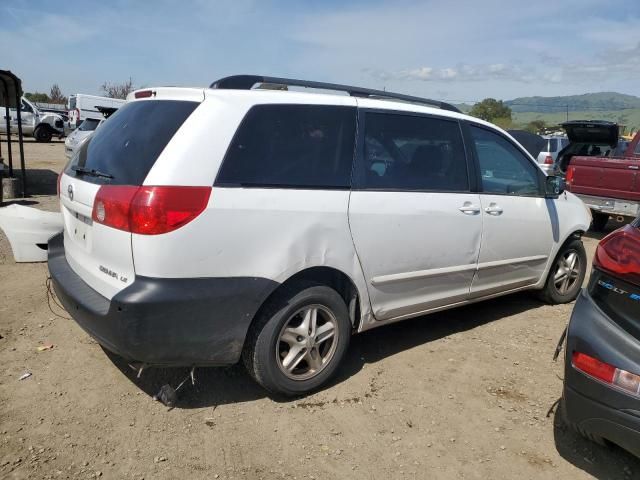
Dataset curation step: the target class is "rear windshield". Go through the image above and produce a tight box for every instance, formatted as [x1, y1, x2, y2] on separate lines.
[69, 97, 76, 110]
[547, 138, 558, 152]
[66, 100, 198, 185]
[78, 118, 100, 132]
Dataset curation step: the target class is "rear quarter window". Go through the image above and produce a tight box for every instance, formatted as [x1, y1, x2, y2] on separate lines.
[78, 118, 100, 132]
[216, 104, 357, 189]
[66, 100, 198, 185]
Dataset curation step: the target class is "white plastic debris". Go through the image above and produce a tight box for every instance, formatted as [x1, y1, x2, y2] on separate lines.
[19, 372, 32, 381]
[0, 204, 63, 262]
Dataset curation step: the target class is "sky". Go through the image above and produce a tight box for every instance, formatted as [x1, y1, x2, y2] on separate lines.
[2, 0, 640, 103]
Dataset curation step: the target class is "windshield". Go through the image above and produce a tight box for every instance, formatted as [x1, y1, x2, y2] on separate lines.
[78, 118, 100, 132]
[66, 100, 199, 185]
[69, 97, 76, 110]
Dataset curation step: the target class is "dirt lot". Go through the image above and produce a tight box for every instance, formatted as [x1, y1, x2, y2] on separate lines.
[1, 139, 639, 480]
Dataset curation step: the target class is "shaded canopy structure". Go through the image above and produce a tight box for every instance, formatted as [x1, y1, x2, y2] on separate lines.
[0, 69, 27, 197]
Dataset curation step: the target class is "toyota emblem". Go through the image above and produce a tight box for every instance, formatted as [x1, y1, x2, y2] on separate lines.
[67, 184, 74, 201]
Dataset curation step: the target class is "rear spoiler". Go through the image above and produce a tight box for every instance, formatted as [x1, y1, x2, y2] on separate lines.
[95, 106, 118, 119]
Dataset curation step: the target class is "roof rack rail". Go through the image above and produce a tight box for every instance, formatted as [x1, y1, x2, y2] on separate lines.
[209, 75, 461, 113]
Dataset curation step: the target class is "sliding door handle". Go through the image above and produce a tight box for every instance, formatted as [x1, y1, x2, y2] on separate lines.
[459, 203, 481, 215]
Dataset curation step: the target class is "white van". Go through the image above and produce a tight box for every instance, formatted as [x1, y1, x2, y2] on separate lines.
[49, 75, 591, 396]
[67, 94, 125, 130]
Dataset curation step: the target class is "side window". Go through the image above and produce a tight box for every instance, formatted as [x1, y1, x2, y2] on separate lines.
[357, 112, 469, 191]
[21, 100, 33, 114]
[216, 104, 357, 188]
[470, 125, 541, 196]
[634, 141, 640, 155]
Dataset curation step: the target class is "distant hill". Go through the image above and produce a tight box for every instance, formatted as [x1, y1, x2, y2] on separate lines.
[506, 92, 640, 113]
[455, 103, 472, 114]
[513, 108, 640, 133]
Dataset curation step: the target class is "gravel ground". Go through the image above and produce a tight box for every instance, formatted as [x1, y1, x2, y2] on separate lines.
[1, 139, 639, 480]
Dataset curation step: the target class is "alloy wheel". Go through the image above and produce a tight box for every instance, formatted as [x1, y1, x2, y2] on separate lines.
[276, 304, 339, 381]
[554, 250, 581, 295]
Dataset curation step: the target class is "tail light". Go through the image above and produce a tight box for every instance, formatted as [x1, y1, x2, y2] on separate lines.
[544, 155, 554, 165]
[565, 166, 575, 186]
[92, 186, 211, 235]
[593, 224, 640, 286]
[573, 352, 640, 396]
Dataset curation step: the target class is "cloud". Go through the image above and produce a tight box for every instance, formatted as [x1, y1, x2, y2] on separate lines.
[365, 62, 541, 84]
[2, 0, 640, 100]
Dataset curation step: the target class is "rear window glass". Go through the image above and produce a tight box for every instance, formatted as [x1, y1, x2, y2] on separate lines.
[547, 138, 558, 152]
[216, 104, 357, 189]
[69, 97, 76, 110]
[78, 118, 100, 131]
[66, 100, 198, 185]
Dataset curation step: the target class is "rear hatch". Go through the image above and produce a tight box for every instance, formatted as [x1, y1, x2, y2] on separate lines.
[562, 120, 619, 146]
[558, 121, 620, 172]
[59, 91, 202, 299]
[589, 220, 640, 340]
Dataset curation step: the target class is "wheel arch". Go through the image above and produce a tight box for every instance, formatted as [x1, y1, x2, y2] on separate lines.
[536, 228, 587, 290]
[248, 266, 363, 336]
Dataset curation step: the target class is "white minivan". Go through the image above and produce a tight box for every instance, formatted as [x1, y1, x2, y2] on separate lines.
[49, 76, 591, 396]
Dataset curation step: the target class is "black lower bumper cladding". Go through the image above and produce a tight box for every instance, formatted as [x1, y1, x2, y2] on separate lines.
[563, 289, 640, 458]
[47, 233, 278, 366]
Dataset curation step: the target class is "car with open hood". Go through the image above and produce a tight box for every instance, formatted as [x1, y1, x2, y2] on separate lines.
[560, 121, 640, 231]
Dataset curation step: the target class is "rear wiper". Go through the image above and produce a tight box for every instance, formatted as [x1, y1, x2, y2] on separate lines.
[72, 165, 114, 179]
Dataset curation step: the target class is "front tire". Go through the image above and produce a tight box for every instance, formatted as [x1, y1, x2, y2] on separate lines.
[243, 281, 351, 396]
[538, 239, 587, 304]
[34, 125, 53, 142]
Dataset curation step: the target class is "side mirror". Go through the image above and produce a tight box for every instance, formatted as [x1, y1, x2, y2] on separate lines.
[545, 175, 565, 198]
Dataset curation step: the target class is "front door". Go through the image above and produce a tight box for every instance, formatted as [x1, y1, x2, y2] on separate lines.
[466, 124, 555, 297]
[348, 110, 482, 321]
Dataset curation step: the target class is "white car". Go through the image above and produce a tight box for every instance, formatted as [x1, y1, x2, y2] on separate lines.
[536, 135, 569, 173]
[64, 118, 102, 160]
[49, 75, 591, 396]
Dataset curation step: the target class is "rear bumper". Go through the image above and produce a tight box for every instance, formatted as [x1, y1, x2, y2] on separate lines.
[563, 290, 640, 458]
[574, 193, 639, 219]
[47, 233, 278, 366]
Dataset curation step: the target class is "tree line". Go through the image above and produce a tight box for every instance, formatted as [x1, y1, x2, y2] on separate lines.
[469, 98, 547, 134]
[24, 78, 136, 104]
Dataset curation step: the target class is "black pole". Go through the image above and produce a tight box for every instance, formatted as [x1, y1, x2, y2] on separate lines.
[1, 78, 13, 177]
[15, 91, 26, 197]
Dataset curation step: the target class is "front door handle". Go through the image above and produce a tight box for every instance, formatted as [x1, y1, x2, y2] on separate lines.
[459, 202, 481, 215]
[485, 203, 503, 215]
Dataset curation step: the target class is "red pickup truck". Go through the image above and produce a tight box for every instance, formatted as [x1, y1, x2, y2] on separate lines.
[559, 120, 639, 231]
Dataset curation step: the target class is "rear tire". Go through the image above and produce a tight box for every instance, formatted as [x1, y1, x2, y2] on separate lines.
[590, 211, 609, 232]
[538, 239, 586, 304]
[243, 281, 351, 397]
[34, 125, 52, 143]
